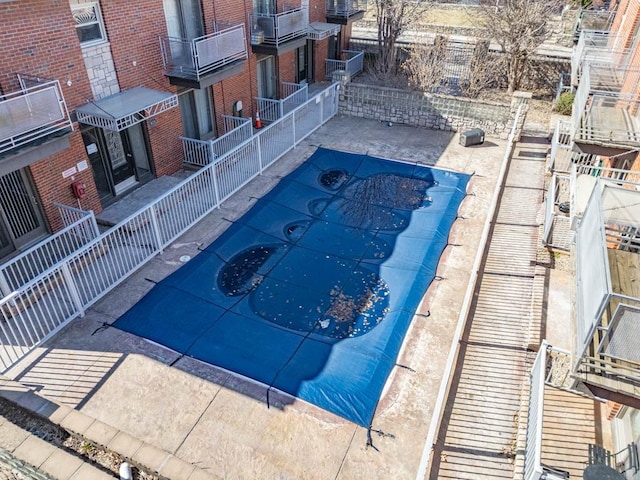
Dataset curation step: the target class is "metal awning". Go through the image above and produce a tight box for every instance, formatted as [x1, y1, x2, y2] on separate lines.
[76, 87, 178, 132]
[307, 22, 340, 41]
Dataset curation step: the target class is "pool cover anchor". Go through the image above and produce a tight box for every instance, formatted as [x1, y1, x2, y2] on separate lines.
[91, 322, 111, 336]
[395, 363, 416, 373]
[366, 426, 396, 451]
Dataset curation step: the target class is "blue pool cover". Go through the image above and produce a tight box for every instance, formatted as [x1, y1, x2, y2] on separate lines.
[114, 148, 470, 426]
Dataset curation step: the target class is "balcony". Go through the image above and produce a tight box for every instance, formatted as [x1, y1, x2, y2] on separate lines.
[573, 7, 616, 42]
[325, 0, 367, 25]
[0, 74, 73, 159]
[161, 24, 248, 89]
[572, 30, 630, 86]
[524, 342, 635, 480]
[573, 182, 640, 405]
[249, 7, 308, 55]
[572, 63, 640, 149]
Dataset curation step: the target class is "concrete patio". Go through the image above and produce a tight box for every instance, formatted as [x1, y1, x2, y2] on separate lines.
[2, 115, 508, 479]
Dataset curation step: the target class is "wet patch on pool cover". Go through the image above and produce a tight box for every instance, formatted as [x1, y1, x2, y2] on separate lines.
[114, 148, 470, 426]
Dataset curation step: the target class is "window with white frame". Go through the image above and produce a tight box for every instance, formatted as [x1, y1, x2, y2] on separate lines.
[71, 2, 107, 46]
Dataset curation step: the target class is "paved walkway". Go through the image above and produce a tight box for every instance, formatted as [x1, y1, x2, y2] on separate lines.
[427, 135, 548, 479]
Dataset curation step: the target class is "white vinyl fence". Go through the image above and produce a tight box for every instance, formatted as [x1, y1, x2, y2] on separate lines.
[0, 83, 339, 372]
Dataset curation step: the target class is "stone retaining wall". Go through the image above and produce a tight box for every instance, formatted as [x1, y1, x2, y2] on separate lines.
[338, 82, 515, 138]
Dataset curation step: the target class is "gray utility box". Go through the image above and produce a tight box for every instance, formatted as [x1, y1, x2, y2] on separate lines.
[459, 128, 485, 147]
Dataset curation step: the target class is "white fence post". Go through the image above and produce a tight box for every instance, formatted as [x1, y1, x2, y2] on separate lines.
[148, 206, 166, 253]
[257, 136, 264, 174]
[60, 262, 85, 318]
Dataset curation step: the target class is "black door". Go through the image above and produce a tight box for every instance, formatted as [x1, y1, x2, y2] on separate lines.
[82, 124, 153, 206]
[82, 128, 113, 204]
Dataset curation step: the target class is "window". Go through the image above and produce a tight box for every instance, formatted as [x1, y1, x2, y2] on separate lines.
[72, 2, 107, 46]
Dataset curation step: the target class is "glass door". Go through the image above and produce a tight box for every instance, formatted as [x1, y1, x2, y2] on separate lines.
[104, 129, 137, 194]
[82, 125, 154, 206]
[257, 55, 277, 99]
[297, 40, 314, 84]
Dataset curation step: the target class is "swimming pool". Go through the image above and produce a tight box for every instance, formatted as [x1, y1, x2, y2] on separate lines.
[114, 148, 470, 426]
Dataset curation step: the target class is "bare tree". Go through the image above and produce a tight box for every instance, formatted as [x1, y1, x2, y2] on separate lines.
[476, 0, 563, 93]
[460, 41, 503, 98]
[373, 0, 431, 76]
[404, 34, 449, 92]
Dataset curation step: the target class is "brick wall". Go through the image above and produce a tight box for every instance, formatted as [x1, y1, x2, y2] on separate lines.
[339, 83, 513, 137]
[0, 0, 101, 229]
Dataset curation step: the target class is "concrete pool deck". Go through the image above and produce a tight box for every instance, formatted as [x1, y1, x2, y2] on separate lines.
[3, 115, 507, 479]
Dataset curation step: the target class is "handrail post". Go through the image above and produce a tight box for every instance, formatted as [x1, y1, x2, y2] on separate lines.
[148, 206, 165, 253]
[209, 142, 222, 205]
[257, 136, 264, 174]
[60, 262, 85, 318]
[0, 271, 11, 298]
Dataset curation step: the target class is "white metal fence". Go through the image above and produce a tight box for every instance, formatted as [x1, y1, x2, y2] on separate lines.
[524, 342, 574, 480]
[255, 82, 309, 122]
[181, 115, 252, 167]
[524, 341, 547, 480]
[0, 83, 339, 372]
[325, 50, 364, 79]
[0, 205, 98, 297]
[548, 120, 573, 173]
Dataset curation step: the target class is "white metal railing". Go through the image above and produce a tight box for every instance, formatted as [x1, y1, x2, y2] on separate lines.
[160, 24, 247, 80]
[525, 342, 575, 480]
[524, 341, 547, 480]
[326, 0, 367, 16]
[181, 115, 252, 167]
[542, 173, 558, 245]
[255, 82, 309, 122]
[249, 7, 308, 46]
[572, 30, 629, 86]
[574, 8, 616, 39]
[548, 120, 573, 173]
[0, 83, 339, 372]
[325, 50, 364, 79]
[0, 75, 73, 155]
[575, 93, 640, 146]
[0, 205, 98, 297]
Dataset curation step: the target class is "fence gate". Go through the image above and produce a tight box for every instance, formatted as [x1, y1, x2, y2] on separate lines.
[0, 169, 47, 260]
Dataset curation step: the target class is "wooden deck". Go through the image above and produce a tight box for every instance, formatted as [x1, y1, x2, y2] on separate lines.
[541, 386, 598, 478]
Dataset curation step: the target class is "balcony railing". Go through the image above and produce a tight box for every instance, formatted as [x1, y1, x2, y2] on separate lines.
[574, 183, 640, 398]
[325, 50, 364, 79]
[572, 30, 630, 86]
[249, 7, 308, 46]
[574, 8, 616, 41]
[0, 75, 73, 155]
[160, 24, 247, 80]
[326, 0, 367, 17]
[255, 82, 308, 122]
[181, 115, 252, 167]
[572, 63, 640, 147]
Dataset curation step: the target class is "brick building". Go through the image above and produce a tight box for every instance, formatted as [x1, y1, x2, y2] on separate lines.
[0, 0, 364, 261]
